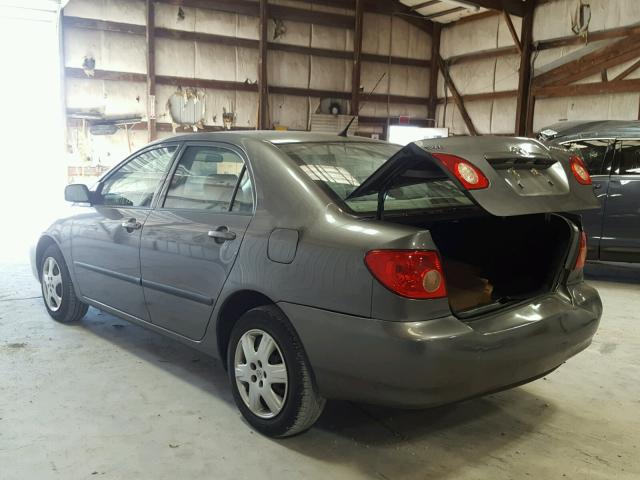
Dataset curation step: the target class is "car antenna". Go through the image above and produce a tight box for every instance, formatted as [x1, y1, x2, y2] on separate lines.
[338, 72, 386, 137]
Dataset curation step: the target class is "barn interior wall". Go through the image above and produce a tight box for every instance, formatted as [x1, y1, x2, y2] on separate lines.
[62, 0, 430, 179]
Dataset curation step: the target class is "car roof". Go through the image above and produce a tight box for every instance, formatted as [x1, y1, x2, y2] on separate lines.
[147, 130, 381, 147]
[539, 120, 640, 142]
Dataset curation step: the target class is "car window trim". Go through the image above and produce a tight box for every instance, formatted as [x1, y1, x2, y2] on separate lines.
[559, 138, 615, 177]
[612, 138, 640, 177]
[94, 142, 182, 209]
[156, 140, 256, 216]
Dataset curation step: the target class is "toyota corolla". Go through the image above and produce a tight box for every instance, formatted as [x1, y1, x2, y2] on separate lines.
[32, 132, 603, 437]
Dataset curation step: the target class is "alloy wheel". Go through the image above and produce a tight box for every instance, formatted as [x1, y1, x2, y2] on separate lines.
[234, 329, 288, 419]
[42, 256, 63, 312]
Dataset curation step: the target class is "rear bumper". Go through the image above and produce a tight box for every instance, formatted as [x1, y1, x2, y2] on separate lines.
[280, 282, 602, 408]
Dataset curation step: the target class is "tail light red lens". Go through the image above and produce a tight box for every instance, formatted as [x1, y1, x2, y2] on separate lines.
[574, 231, 588, 270]
[570, 155, 592, 185]
[365, 250, 447, 299]
[431, 153, 490, 190]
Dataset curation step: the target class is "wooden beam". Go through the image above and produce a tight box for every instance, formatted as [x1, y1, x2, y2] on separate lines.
[533, 79, 640, 99]
[351, 0, 364, 115]
[428, 23, 441, 124]
[158, 0, 354, 29]
[463, 0, 526, 16]
[446, 45, 519, 64]
[536, 24, 640, 51]
[63, 16, 430, 69]
[438, 56, 478, 135]
[515, 0, 534, 136]
[258, 0, 269, 129]
[65, 68, 429, 105]
[447, 10, 500, 27]
[424, 7, 466, 20]
[502, 11, 522, 53]
[145, 0, 156, 141]
[367, 0, 434, 35]
[438, 89, 517, 104]
[535, 35, 640, 87]
[613, 58, 640, 81]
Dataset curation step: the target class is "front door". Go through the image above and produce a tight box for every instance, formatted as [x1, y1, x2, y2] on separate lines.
[562, 138, 615, 260]
[601, 139, 640, 262]
[140, 143, 254, 340]
[71, 145, 179, 320]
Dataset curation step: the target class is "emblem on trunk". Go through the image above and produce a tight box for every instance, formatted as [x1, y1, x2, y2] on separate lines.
[509, 145, 529, 157]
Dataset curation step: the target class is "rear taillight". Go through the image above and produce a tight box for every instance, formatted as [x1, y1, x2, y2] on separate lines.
[570, 155, 592, 185]
[365, 250, 447, 299]
[431, 153, 489, 190]
[574, 231, 588, 270]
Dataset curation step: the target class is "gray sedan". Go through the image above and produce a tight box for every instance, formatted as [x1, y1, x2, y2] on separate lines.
[32, 132, 603, 437]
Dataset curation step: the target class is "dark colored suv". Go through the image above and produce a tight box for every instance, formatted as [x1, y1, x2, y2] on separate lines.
[540, 121, 640, 263]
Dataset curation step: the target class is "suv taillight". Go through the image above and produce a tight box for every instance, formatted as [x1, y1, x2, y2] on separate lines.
[570, 155, 592, 185]
[574, 231, 588, 270]
[431, 153, 490, 190]
[365, 250, 447, 299]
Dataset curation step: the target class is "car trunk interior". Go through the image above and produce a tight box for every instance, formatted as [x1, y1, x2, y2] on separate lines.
[391, 212, 574, 316]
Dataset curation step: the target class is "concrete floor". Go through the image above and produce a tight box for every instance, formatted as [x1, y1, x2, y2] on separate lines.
[1, 260, 639, 480]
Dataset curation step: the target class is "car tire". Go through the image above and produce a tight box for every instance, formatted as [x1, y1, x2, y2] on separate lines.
[40, 244, 88, 323]
[227, 305, 326, 438]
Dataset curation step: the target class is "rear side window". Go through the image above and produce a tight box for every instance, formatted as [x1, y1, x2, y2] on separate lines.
[163, 145, 252, 212]
[563, 139, 612, 175]
[100, 146, 177, 207]
[615, 140, 640, 176]
[278, 142, 472, 214]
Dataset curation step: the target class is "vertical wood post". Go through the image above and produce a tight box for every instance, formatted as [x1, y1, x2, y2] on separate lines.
[258, 0, 269, 129]
[515, 0, 534, 136]
[428, 23, 441, 126]
[146, 0, 156, 141]
[351, 0, 364, 115]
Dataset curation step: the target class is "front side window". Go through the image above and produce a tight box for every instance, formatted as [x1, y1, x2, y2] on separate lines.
[278, 142, 473, 214]
[564, 139, 612, 175]
[616, 140, 640, 176]
[164, 145, 250, 212]
[99, 146, 177, 207]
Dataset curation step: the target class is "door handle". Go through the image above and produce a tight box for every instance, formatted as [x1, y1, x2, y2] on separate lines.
[208, 226, 236, 243]
[121, 218, 142, 231]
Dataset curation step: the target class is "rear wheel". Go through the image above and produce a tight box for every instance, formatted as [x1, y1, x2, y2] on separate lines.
[227, 305, 325, 437]
[40, 245, 88, 323]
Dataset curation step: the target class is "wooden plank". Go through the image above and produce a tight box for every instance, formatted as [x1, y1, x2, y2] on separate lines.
[428, 23, 441, 124]
[63, 16, 429, 69]
[533, 79, 640, 98]
[351, 0, 364, 115]
[145, 0, 156, 141]
[438, 90, 517, 104]
[438, 56, 478, 135]
[502, 11, 522, 54]
[424, 6, 466, 20]
[535, 36, 640, 87]
[258, 0, 269, 129]
[446, 45, 519, 64]
[613, 58, 640, 81]
[536, 24, 640, 51]
[65, 68, 429, 105]
[515, 0, 534, 136]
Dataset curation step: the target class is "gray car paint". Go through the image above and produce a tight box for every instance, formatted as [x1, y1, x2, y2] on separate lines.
[32, 131, 603, 408]
[541, 120, 640, 263]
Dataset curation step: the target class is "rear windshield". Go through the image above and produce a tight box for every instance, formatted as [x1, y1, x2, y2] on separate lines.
[277, 141, 473, 213]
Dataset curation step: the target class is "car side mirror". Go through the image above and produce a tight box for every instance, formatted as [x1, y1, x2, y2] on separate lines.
[65, 184, 91, 204]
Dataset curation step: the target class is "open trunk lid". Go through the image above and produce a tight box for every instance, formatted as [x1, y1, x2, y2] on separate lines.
[347, 136, 600, 217]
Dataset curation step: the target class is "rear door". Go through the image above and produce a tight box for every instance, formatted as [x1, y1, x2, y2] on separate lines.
[139, 142, 254, 340]
[348, 137, 600, 217]
[561, 138, 615, 260]
[600, 139, 640, 262]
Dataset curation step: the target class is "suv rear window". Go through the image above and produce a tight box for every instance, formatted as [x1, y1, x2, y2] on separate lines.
[278, 142, 473, 213]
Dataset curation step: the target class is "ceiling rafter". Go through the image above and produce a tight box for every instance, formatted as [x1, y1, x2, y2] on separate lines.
[461, 0, 527, 17]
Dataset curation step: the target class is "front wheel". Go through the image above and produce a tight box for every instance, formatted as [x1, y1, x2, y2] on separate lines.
[228, 305, 326, 437]
[40, 245, 88, 323]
